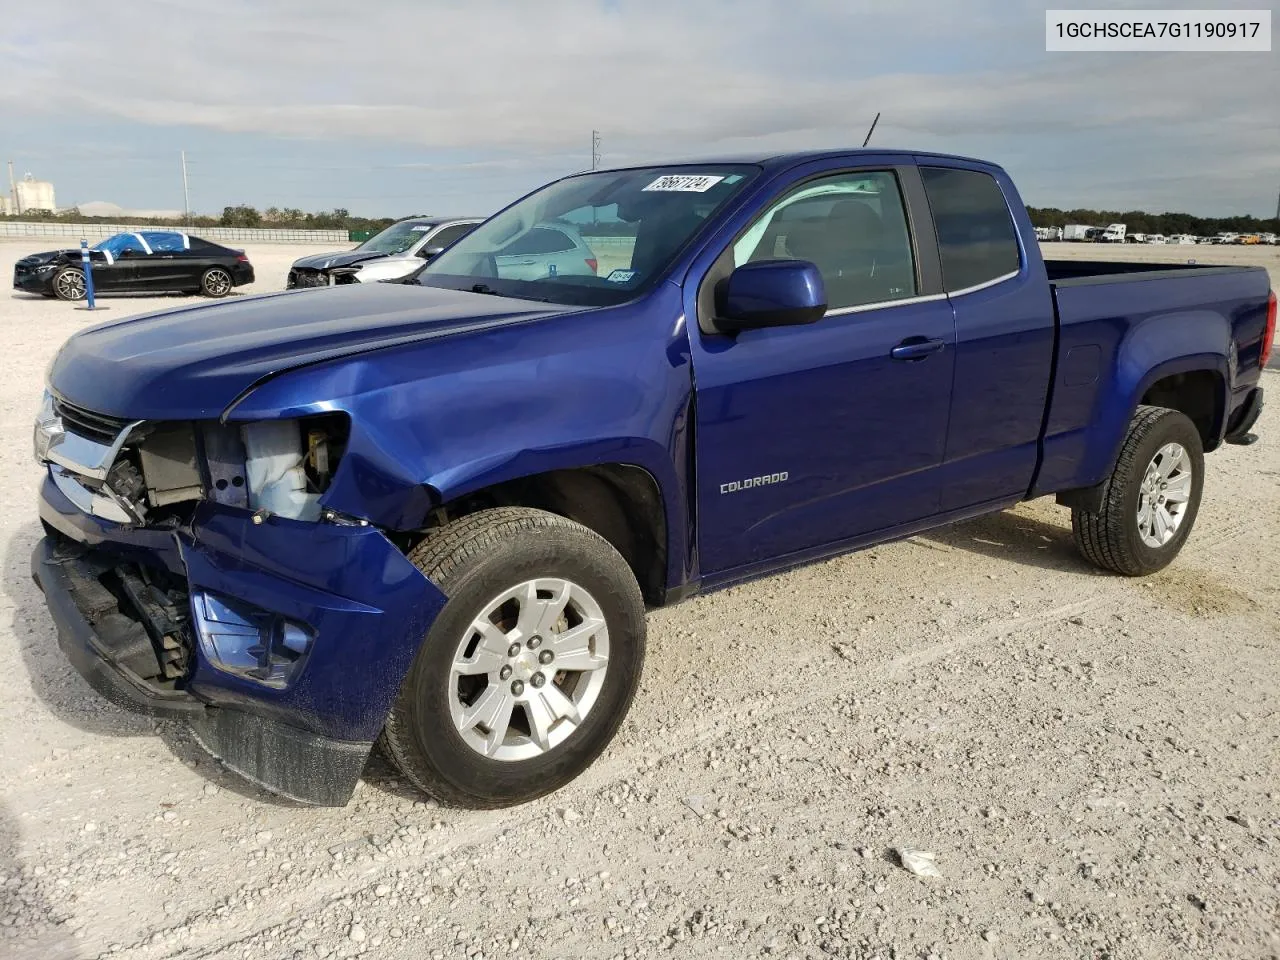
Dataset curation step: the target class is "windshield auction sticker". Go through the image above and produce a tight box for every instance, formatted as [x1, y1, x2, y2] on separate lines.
[643, 175, 725, 192]
[1046, 9, 1270, 50]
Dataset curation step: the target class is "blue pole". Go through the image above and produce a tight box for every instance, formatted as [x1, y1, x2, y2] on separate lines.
[79, 239, 96, 309]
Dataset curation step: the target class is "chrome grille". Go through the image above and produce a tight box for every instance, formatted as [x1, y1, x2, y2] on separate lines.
[53, 398, 131, 445]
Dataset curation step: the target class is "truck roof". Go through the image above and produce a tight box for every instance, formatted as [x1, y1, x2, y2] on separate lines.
[589, 148, 998, 175]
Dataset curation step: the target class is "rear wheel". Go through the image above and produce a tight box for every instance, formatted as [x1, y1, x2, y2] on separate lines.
[52, 267, 86, 301]
[1072, 405, 1204, 575]
[200, 267, 233, 297]
[380, 507, 646, 808]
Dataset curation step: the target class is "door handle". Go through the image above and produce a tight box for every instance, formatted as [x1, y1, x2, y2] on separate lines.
[891, 337, 946, 361]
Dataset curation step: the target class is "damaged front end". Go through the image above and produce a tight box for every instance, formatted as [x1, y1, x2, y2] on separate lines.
[31, 391, 446, 805]
[35, 390, 350, 526]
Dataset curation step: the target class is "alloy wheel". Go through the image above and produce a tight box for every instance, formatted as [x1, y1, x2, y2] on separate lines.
[448, 577, 610, 762]
[1136, 442, 1193, 547]
[55, 270, 86, 300]
[204, 269, 232, 296]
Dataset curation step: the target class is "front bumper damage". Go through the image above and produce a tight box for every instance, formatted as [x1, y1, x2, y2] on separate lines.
[33, 471, 447, 805]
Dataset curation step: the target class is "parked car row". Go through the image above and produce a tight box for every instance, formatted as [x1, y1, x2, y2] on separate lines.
[12, 211, 611, 301]
[1038, 224, 1277, 245]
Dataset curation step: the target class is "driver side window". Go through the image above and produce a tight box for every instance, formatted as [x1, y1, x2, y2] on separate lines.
[733, 171, 918, 311]
[110, 234, 149, 257]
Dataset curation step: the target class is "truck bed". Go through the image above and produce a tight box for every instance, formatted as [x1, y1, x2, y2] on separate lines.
[1035, 258, 1271, 498]
[1045, 259, 1253, 286]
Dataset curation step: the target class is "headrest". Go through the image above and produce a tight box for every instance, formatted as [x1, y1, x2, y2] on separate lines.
[828, 200, 884, 239]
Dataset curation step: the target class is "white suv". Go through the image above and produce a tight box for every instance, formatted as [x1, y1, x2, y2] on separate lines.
[287, 217, 483, 288]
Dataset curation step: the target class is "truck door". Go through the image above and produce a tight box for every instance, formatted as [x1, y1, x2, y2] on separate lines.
[687, 162, 956, 576]
[914, 164, 1056, 510]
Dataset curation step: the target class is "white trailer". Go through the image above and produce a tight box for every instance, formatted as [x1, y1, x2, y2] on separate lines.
[1063, 224, 1093, 241]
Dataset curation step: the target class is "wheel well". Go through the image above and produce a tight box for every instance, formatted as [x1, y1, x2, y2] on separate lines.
[424, 466, 668, 605]
[1141, 370, 1222, 451]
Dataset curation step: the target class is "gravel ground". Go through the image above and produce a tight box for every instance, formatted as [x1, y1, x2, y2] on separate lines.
[1, 238, 1277, 960]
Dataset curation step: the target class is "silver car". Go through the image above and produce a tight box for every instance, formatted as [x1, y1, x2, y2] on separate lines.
[286, 216, 483, 288]
[489, 220, 599, 281]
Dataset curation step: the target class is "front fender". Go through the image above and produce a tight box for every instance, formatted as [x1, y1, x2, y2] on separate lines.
[228, 287, 695, 590]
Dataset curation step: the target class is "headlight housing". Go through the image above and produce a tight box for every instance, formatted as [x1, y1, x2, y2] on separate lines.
[207, 414, 349, 522]
[241, 415, 348, 521]
[34, 394, 350, 525]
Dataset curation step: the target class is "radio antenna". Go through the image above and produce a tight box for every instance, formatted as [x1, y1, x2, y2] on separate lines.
[861, 112, 881, 148]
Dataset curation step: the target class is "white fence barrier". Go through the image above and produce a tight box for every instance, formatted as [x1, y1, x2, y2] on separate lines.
[0, 221, 348, 244]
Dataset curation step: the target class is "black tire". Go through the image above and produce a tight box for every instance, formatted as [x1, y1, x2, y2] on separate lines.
[52, 267, 86, 302]
[200, 267, 233, 297]
[380, 507, 646, 808]
[1072, 405, 1204, 576]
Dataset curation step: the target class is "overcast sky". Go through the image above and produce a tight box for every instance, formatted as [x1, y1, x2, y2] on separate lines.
[0, 0, 1275, 218]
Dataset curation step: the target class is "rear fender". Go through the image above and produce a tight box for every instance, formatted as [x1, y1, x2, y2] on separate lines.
[1037, 306, 1230, 496]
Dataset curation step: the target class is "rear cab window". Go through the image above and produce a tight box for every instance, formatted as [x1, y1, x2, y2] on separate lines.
[919, 167, 1021, 292]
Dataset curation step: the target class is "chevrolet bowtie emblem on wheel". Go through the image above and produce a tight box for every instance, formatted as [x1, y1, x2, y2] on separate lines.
[720, 471, 789, 494]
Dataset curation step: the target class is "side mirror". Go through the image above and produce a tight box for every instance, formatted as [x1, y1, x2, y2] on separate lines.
[714, 259, 827, 333]
[418, 245, 445, 259]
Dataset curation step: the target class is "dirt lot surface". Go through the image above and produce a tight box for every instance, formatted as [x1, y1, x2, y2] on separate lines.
[1, 238, 1277, 960]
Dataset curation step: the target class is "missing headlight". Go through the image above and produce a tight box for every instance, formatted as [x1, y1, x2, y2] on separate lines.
[237, 415, 349, 522]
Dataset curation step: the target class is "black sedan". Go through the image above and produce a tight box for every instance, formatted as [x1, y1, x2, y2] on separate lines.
[13, 231, 255, 301]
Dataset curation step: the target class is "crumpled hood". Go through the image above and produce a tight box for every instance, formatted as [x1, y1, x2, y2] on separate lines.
[47, 282, 578, 421]
[292, 249, 407, 271]
[19, 249, 79, 266]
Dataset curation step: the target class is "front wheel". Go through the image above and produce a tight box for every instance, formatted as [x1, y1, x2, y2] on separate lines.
[200, 267, 233, 297]
[380, 507, 646, 808]
[52, 267, 86, 301]
[1072, 405, 1204, 576]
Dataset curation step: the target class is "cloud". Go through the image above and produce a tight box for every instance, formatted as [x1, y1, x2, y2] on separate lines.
[0, 0, 1275, 213]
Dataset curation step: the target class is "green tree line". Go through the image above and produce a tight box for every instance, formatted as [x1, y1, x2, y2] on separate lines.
[0, 205, 398, 232]
[1028, 207, 1279, 236]
[6, 203, 1278, 238]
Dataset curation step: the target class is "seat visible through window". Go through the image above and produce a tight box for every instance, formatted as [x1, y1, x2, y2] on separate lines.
[733, 171, 917, 311]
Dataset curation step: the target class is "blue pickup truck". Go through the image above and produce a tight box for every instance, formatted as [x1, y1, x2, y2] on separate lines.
[31, 150, 1274, 807]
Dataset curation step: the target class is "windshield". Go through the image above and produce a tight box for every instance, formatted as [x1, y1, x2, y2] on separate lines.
[417, 164, 759, 306]
[356, 221, 435, 255]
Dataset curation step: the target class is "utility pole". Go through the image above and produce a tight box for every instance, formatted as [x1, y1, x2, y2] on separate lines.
[591, 130, 601, 170]
[7, 159, 19, 215]
[1274, 187, 1279, 222]
[181, 150, 191, 227]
